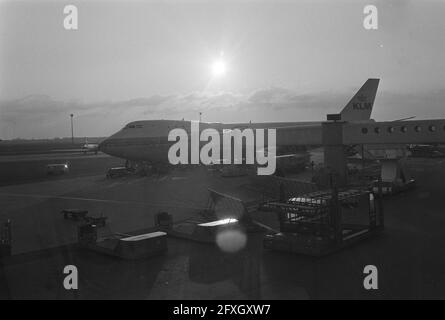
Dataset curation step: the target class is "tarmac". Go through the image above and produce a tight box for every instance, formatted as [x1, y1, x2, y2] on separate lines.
[0, 152, 110, 163]
[1, 153, 445, 299]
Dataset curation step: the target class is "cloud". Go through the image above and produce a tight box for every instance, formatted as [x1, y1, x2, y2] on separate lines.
[249, 87, 301, 104]
[373, 89, 445, 120]
[0, 92, 245, 138]
[2, 86, 445, 139]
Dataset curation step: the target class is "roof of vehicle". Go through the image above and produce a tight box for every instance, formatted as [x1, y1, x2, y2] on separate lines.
[60, 209, 88, 214]
[47, 163, 68, 167]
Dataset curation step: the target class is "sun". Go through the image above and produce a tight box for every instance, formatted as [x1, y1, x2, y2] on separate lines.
[211, 59, 227, 77]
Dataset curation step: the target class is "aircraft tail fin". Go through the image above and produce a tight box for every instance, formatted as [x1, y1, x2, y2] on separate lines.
[340, 78, 379, 121]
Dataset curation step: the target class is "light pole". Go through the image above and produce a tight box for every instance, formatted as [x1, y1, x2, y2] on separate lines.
[70, 114, 74, 144]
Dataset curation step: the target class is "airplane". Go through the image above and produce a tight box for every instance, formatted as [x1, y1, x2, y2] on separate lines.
[81, 138, 99, 154]
[99, 79, 380, 172]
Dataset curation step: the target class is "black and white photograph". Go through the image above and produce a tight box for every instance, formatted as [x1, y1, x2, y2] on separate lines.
[1, 0, 445, 303]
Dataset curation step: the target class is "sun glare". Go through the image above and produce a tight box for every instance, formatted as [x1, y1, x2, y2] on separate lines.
[211, 59, 226, 77]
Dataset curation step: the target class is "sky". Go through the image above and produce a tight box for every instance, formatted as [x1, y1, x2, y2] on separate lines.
[1, 0, 445, 139]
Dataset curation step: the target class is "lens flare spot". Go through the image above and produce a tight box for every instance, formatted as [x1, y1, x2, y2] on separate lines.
[216, 228, 247, 253]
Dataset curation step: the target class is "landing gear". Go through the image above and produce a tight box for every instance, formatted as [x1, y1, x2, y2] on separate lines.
[125, 160, 148, 175]
[124, 160, 171, 176]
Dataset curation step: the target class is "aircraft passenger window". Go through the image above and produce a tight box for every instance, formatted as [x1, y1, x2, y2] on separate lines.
[387, 127, 395, 133]
[429, 125, 436, 132]
[361, 128, 368, 134]
[415, 126, 422, 132]
[401, 126, 407, 133]
[374, 127, 380, 134]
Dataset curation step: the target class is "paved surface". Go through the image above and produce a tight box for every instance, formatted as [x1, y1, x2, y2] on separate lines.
[0, 152, 109, 163]
[0, 153, 123, 185]
[1, 157, 445, 299]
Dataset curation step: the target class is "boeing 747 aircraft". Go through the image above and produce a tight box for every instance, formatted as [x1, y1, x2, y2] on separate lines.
[99, 79, 380, 171]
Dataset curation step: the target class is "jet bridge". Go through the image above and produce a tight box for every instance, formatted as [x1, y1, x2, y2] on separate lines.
[325, 119, 445, 186]
[275, 118, 445, 186]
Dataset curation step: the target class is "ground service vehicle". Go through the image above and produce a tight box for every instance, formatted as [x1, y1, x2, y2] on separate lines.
[106, 167, 132, 178]
[46, 163, 69, 175]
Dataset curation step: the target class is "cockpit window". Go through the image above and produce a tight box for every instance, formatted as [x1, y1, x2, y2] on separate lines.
[124, 124, 143, 129]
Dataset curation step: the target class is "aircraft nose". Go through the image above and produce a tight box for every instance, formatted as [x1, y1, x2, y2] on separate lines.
[98, 140, 108, 153]
[98, 138, 122, 158]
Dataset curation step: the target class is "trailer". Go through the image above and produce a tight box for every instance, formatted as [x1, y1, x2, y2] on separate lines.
[77, 224, 167, 260]
[61, 209, 108, 227]
[61, 209, 88, 221]
[168, 188, 263, 243]
[262, 187, 384, 256]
